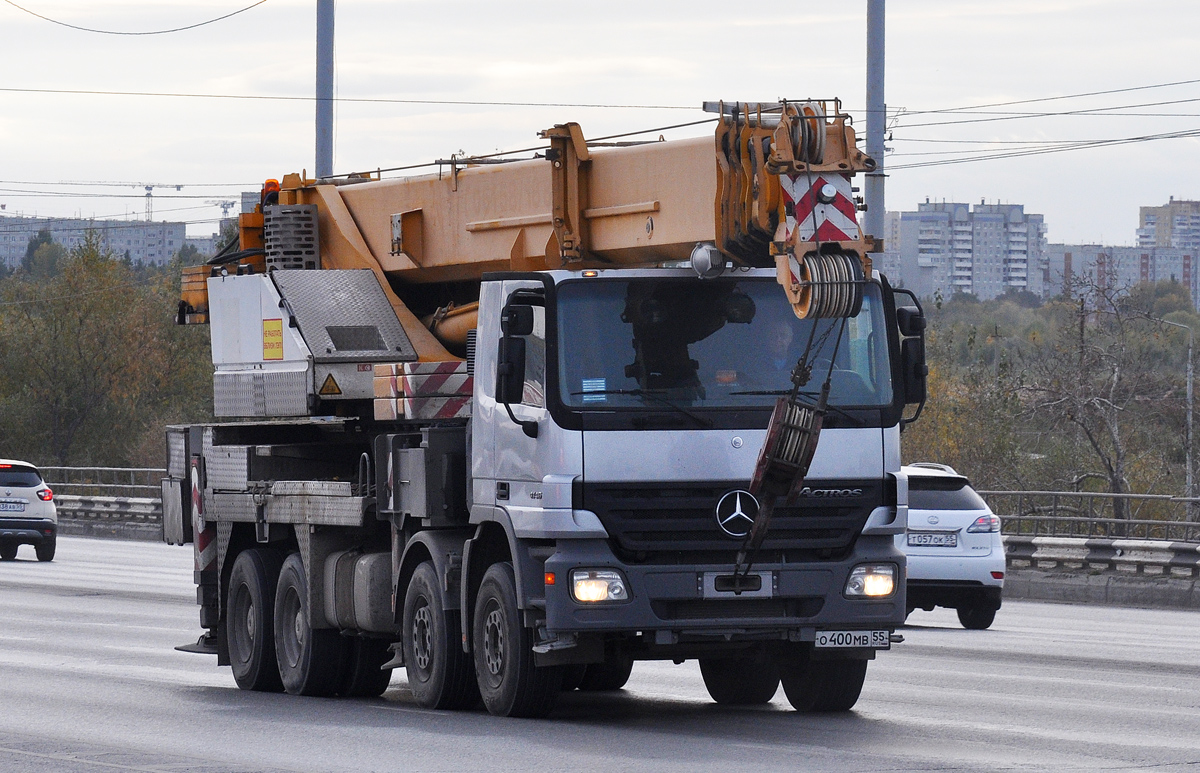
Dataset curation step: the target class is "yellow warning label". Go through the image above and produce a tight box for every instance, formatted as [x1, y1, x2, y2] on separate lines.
[318, 373, 342, 396]
[262, 319, 284, 361]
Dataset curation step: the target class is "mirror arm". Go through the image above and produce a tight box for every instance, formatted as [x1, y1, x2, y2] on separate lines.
[503, 401, 539, 438]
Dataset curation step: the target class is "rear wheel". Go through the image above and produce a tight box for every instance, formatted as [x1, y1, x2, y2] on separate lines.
[472, 562, 563, 717]
[274, 553, 343, 696]
[779, 655, 868, 712]
[957, 605, 997, 630]
[34, 538, 55, 562]
[227, 549, 285, 692]
[699, 655, 780, 705]
[338, 637, 394, 698]
[578, 655, 634, 692]
[0, 541, 17, 561]
[403, 561, 478, 709]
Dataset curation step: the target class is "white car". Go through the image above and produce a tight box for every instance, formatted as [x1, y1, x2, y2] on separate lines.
[0, 459, 57, 562]
[898, 463, 1004, 629]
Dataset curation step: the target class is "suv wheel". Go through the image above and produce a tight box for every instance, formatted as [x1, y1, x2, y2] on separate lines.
[957, 604, 996, 630]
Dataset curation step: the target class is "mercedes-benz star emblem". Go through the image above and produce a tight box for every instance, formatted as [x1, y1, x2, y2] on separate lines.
[715, 489, 759, 539]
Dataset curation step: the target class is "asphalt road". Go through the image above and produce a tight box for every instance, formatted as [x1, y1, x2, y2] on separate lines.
[0, 537, 1197, 773]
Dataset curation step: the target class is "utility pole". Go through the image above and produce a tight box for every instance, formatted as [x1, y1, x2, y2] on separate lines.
[863, 0, 886, 245]
[315, 0, 335, 179]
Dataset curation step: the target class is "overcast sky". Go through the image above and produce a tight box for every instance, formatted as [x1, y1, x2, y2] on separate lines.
[0, 0, 1197, 245]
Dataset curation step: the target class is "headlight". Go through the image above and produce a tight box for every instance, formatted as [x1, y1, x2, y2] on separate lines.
[844, 564, 896, 598]
[570, 569, 629, 603]
[967, 514, 1001, 533]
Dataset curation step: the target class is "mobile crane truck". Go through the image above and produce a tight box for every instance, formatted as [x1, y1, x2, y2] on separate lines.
[162, 100, 928, 717]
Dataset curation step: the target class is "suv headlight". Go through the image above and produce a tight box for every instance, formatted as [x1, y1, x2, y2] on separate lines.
[844, 564, 896, 598]
[570, 569, 629, 603]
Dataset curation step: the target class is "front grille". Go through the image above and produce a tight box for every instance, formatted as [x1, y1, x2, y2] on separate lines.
[581, 480, 879, 564]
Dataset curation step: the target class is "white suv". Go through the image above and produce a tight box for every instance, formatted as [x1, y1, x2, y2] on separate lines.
[0, 459, 57, 562]
[898, 463, 1004, 629]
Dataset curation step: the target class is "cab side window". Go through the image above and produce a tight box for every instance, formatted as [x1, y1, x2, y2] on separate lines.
[521, 305, 546, 408]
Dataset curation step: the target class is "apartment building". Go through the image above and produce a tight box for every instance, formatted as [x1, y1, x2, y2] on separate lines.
[0, 215, 186, 268]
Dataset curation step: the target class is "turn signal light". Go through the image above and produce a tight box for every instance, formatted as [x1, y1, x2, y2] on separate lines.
[544, 572, 556, 586]
[37, 488, 53, 501]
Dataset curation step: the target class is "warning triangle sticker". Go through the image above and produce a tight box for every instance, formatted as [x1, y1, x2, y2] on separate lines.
[318, 373, 342, 396]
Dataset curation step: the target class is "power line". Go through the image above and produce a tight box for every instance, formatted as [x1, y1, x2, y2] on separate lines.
[1, 0, 267, 35]
[0, 179, 254, 188]
[0, 86, 694, 110]
[887, 126, 1200, 171]
[896, 97, 1200, 129]
[900, 77, 1200, 116]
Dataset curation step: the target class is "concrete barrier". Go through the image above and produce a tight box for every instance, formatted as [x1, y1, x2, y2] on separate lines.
[1003, 535, 1200, 610]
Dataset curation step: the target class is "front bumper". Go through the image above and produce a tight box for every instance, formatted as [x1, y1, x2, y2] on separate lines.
[0, 518, 57, 546]
[543, 535, 905, 643]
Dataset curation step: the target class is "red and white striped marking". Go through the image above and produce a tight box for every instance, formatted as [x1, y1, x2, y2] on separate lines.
[190, 458, 215, 572]
[401, 361, 472, 398]
[780, 172, 861, 243]
[403, 395, 472, 420]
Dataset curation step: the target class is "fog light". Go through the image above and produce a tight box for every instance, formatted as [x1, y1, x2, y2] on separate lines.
[844, 564, 896, 598]
[571, 569, 629, 603]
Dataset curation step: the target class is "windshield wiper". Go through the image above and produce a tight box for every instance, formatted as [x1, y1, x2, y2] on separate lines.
[569, 388, 713, 428]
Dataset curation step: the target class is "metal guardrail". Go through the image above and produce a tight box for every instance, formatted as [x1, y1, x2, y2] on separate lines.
[981, 490, 1200, 543]
[54, 494, 162, 523]
[1003, 535, 1200, 578]
[41, 467, 166, 499]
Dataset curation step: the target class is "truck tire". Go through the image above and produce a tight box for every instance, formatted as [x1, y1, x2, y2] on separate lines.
[699, 656, 780, 704]
[338, 637, 394, 698]
[403, 561, 479, 709]
[779, 656, 868, 712]
[0, 541, 17, 561]
[578, 655, 634, 692]
[227, 549, 285, 692]
[35, 537, 55, 562]
[274, 553, 343, 696]
[957, 605, 996, 630]
[472, 562, 563, 718]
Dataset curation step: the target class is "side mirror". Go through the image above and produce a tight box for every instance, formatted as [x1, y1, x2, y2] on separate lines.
[901, 337, 928, 407]
[494, 317, 538, 439]
[896, 306, 926, 337]
[501, 304, 534, 336]
[495, 335, 526, 404]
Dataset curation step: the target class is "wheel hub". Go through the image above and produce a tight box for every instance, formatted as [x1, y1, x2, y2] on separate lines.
[483, 607, 505, 677]
[412, 604, 433, 671]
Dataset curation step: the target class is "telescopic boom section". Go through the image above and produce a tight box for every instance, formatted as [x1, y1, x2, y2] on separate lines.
[179, 100, 877, 337]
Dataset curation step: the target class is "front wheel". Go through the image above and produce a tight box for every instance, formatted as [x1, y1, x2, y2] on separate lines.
[472, 562, 563, 717]
[578, 655, 634, 692]
[699, 655, 780, 704]
[779, 655, 868, 712]
[274, 553, 343, 696]
[403, 561, 478, 709]
[957, 605, 997, 630]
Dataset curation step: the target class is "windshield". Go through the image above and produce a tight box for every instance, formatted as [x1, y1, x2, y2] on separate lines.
[557, 276, 893, 411]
